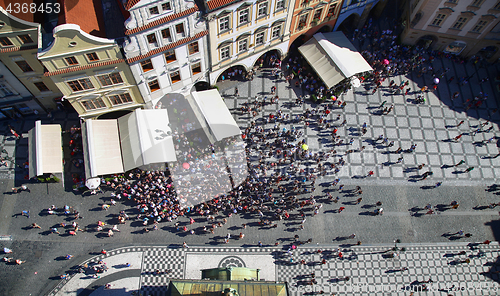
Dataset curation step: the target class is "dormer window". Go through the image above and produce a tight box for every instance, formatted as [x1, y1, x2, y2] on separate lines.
[0, 37, 13, 47]
[175, 23, 185, 37]
[65, 56, 78, 65]
[149, 6, 159, 15]
[147, 33, 158, 47]
[162, 2, 171, 11]
[18, 34, 33, 44]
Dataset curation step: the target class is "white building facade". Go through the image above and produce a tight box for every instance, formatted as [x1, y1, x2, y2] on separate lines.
[123, 0, 210, 108]
[204, 0, 295, 85]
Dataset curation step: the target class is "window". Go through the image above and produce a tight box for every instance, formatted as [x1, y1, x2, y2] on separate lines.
[34, 81, 49, 92]
[67, 78, 94, 92]
[18, 34, 33, 44]
[15, 61, 33, 72]
[276, 0, 285, 10]
[147, 33, 157, 45]
[140, 59, 154, 72]
[239, 9, 250, 25]
[431, 13, 446, 26]
[97, 72, 123, 86]
[313, 8, 323, 22]
[327, 3, 337, 17]
[271, 25, 281, 39]
[0, 83, 14, 97]
[219, 15, 230, 32]
[81, 98, 106, 110]
[149, 6, 159, 15]
[257, 2, 268, 18]
[65, 56, 78, 65]
[162, 2, 171, 10]
[0, 37, 13, 46]
[175, 23, 185, 35]
[298, 13, 308, 29]
[165, 50, 176, 63]
[447, 0, 458, 3]
[350, 0, 359, 4]
[148, 79, 160, 92]
[191, 62, 201, 75]
[238, 39, 248, 52]
[221, 46, 230, 60]
[161, 28, 171, 41]
[109, 93, 133, 105]
[170, 71, 181, 83]
[86, 52, 99, 61]
[471, 0, 484, 7]
[452, 17, 467, 29]
[255, 31, 265, 45]
[495, 1, 500, 10]
[188, 41, 199, 55]
[471, 20, 488, 32]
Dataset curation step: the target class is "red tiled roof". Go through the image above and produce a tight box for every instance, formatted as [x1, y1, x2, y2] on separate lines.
[126, 30, 208, 63]
[125, 6, 198, 35]
[125, 0, 141, 10]
[0, 45, 37, 53]
[58, 0, 107, 38]
[207, 0, 242, 11]
[0, 0, 39, 23]
[44, 59, 125, 76]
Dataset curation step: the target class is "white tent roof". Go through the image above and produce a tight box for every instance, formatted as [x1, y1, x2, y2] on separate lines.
[298, 32, 373, 88]
[28, 121, 63, 178]
[192, 89, 241, 141]
[118, 109, 176, 172]
[82, 119, 124, 178]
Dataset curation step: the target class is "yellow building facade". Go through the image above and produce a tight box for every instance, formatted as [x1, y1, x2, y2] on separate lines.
[38, 24, 144, 119]
[0, 6, 61, 115]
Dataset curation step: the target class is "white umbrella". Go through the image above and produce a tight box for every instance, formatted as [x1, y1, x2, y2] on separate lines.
[85, 177, 101, 190]
[433, 77, 440, 84]
[3, 247, 12, 253]
[351, 77, 361, 88]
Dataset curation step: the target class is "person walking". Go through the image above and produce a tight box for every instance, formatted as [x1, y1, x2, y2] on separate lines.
[454, 160, 465, 167]
[464, 166, 475, 173]
[234, 87, 239, 97]
[456, 120, 464, 127]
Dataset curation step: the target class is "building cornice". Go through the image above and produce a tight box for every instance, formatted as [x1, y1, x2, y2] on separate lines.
[126, 30, 208, 63]
[0, 45, 37, 53]
[44, 59, 125, 77]
[125, 7, 199, 35]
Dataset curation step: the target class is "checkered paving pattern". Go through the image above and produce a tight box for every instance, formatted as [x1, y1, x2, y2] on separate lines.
[277, 244, 500, 296]
[140, 248, 185, 296]
[220, 55, 500, 185]
[50, 244, 500, 296]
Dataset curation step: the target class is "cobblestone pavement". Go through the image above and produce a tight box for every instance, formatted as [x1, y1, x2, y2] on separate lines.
[220, 57, 500, 186]
[50, 242, 500, 296]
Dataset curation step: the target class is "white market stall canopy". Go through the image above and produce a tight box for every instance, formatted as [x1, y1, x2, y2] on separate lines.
[298, 32, 373, 88]
[82, 109, 177, 178]
[28, 121, 63, 178]
[118, 109, 176, 172]
[192, 89, 241, 141]
[82, 119, 124, 178]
